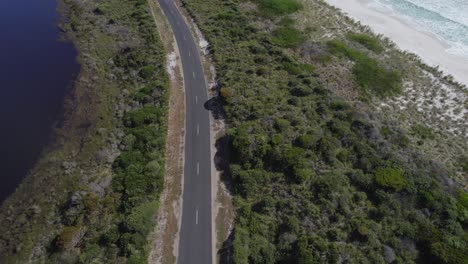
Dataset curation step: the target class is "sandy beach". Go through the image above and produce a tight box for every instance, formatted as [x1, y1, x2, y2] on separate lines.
[322, 0, 468, 87]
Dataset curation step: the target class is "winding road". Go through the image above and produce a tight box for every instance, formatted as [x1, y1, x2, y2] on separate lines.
[157, 0, 213, 263]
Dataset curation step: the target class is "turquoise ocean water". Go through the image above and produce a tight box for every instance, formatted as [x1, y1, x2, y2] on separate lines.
[376, 0, 468, 59]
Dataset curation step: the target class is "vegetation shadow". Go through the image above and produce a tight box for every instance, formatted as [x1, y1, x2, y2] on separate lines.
[204, 93, 235, 262]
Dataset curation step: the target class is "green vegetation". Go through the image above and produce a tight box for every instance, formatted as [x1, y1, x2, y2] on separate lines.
[328, 40, 402, 97]
[272, 27, 305, 48]
[411, 123, 435, 140]
[182, 0, 467, 263]
[257, 0, 303, 17]
[69, 0, 168, 261]
[375, 167, 406, 191]
[462, 159, 468, 172]
[0, 0, 168, 262]
[348, 33, 384, 53]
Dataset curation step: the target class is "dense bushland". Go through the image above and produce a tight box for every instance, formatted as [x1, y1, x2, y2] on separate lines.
[54, 0, 168, 262]
[182, 0, 467, 263]
[60, 0, 168, 262]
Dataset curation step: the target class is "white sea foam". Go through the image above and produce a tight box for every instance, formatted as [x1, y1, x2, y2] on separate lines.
[403, 0, 468, 26]
[376, 0, 468, 58]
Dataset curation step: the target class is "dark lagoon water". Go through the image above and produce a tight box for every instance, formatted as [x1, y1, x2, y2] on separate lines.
[0, 0, 79, 202]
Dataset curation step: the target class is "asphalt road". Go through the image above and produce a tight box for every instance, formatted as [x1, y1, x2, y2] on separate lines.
[157, 0, 212, 263]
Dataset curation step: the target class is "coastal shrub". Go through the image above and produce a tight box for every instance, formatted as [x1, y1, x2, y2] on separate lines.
[55, 226, 82, 251]
[272, 26, 305, 48]
[348, 33, 383, 53]
[283, 61, 302, 75]
[327, 40, 361, 60]
[124, 106, 163, 127]
[139, 65, 155, 79]
[411, 124, 434, 140]
[353, 56, 402, 97]
[459, 156, 468, 172]
[257, 0, 303, 17]
[327, 40, 402, 97]
[375, 167, 406, 191]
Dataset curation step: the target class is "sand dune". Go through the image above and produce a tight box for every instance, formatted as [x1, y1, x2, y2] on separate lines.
[322, 0, 468, 87]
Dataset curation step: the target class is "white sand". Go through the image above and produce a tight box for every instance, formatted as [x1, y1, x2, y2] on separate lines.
[322, 0, 468, 87]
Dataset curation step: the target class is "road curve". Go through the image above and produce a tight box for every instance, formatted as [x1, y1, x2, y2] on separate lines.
[157, 0, 212, 263]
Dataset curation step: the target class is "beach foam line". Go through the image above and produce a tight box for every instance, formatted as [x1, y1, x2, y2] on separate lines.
[322, 0, 468, 87]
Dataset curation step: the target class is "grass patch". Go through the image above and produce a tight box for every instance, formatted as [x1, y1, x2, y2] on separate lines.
[272, 26, 305, 48]
[257, 0, 303, 17]
[348, 33, 383, 53]
[328, 40, 402, 97]
[353, 56, 402, 97]
[411, 124, 435, 140]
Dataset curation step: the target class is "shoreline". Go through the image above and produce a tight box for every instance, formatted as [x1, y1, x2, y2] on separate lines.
[322, 0, 468, 87]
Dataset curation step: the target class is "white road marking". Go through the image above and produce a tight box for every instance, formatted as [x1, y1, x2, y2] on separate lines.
[196, 209, 199, 225]
[197, 124, 200, 135]
[193, 71, 195, 79]
[197, 162, 200, 175]
[195, 96, 198, 104]
[184, 35, 186, 40]
[188, 51, 191, 57]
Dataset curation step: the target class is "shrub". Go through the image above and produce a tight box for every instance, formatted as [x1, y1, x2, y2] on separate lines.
[272, 26, 305, 48]
[456, 190, 468, 209]
[220, 87, 235, 98]
[348, 33, 383, 53]
[293, 166, 313, 183]
[55, 226, 82, 251]
[126, 201, 158, 236]
[283, 61, 302, 75]
[375, 167, 406, 191]
[274, 118, 290, 132]
[327, 40, 402, 97]
[353, 56, 402, 97]
[296, 134, 315, 149]
[257, 0, 303, 17]
[411, 124, 434, 140]
[327, 40, 361, 60]
[124, 106, 163, 127]
[139, 65, 155, 79]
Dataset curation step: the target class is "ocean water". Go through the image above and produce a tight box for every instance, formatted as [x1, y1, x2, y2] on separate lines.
[375, 0, 468, 59]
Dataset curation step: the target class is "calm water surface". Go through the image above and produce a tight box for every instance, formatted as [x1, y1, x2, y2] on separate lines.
[0, 0, 79, 202]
